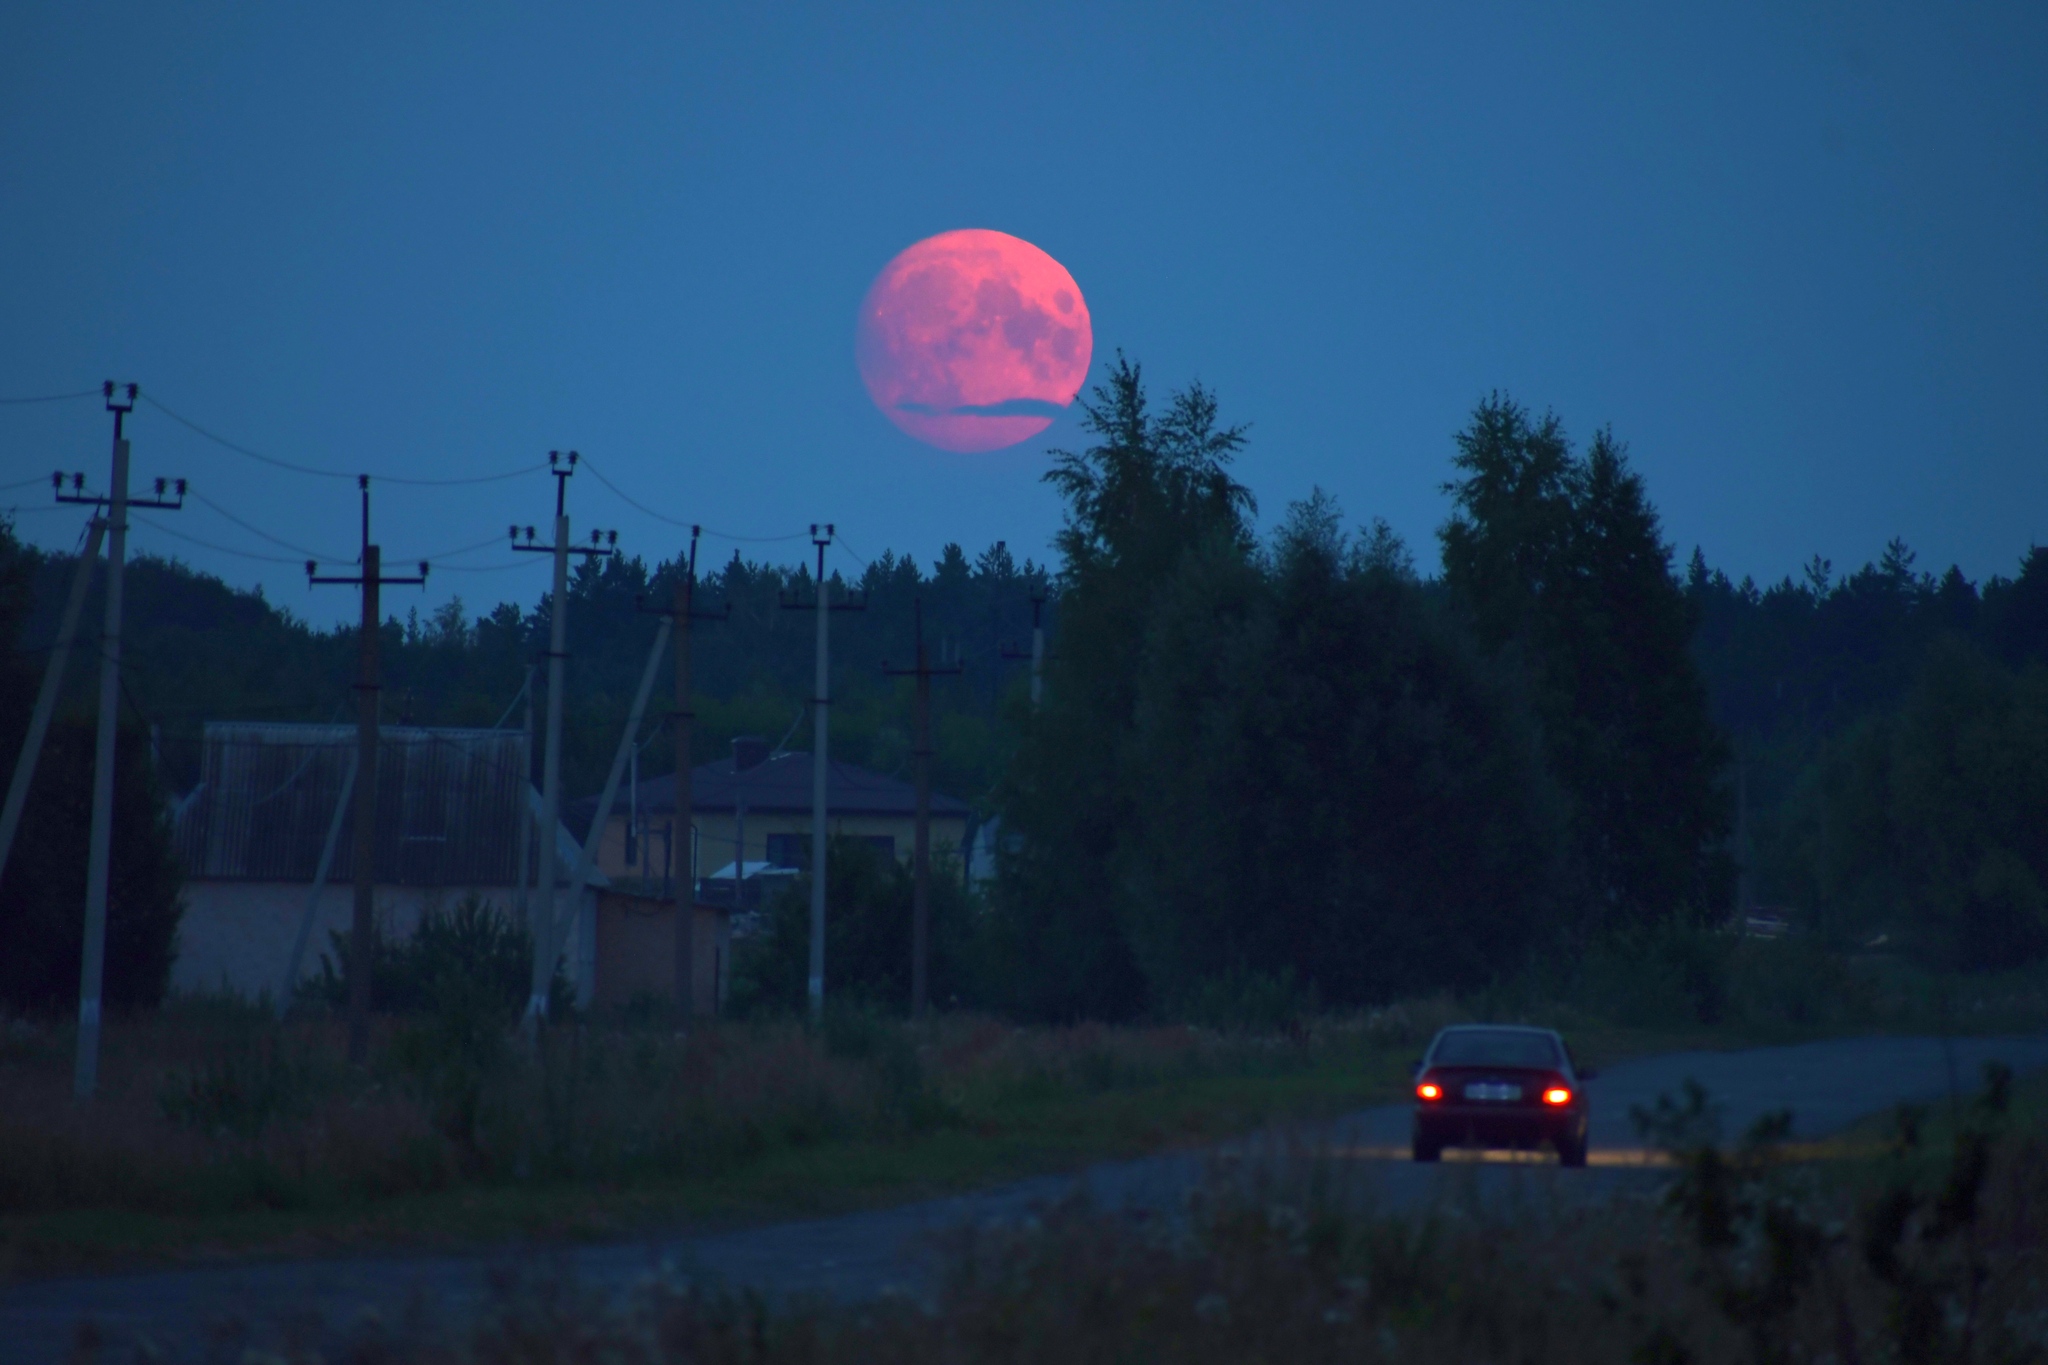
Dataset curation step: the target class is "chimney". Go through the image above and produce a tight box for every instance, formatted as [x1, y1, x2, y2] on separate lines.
[731, 735, 769, 773]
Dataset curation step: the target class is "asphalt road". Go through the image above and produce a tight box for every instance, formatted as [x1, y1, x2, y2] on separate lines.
[8, 1032, 2047, 1362]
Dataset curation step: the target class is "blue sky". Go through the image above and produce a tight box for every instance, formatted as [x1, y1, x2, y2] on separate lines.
[3, 2, 2043, 625]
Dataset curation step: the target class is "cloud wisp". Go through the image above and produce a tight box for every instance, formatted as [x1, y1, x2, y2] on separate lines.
[894, 397, 1070, 418]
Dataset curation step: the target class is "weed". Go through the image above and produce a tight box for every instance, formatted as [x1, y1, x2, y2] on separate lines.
[158, 1030, 320, 1142]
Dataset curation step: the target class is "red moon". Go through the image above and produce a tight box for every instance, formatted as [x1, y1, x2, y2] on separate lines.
[856, 229, 1093, 453]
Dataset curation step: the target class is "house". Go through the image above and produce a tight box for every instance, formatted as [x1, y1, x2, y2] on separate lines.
[171, 721, 606, 1006]
[574, 735, 973, 902]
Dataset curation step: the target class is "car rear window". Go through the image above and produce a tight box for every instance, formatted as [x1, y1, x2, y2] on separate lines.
[1429, 1030, 1560, 1069]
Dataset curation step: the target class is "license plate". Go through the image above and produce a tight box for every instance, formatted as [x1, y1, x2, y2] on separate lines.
[1464, 1082, 1522, 1102]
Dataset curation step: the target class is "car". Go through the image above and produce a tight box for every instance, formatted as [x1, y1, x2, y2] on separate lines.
[1410, 1024, 1594, 1166]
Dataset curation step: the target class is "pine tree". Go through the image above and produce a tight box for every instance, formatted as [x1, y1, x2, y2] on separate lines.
[1441, 399, 1731, 934]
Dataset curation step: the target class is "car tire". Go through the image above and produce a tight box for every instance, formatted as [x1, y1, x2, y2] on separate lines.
[1557, 1135, 1588, 1168]
[1412, 1137, 1442, 1163]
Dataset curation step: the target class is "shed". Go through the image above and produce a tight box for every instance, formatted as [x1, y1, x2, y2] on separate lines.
[172, 721, 604, 1006]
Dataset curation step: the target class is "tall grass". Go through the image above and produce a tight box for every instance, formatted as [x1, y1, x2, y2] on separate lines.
[75, 1065, 2048, 1363]
[6, 941, 2045, 1236]
[0, 1001, 1381, 1226]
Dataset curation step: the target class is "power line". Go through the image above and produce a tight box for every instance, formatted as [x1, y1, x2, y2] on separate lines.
[833, 533, 874, 575]
[420, 558, 547, 574]
[189, 489, 351, 561]
[0, 389, 100, 406]
[130, 510, 313, 565]
[139, 391, 550, 486]
[1, 504, 75, 516]
[399, 531, 513, 562]
[1, 476, 55, 492]
[577, 453, 694, 529]
[577, 453, 810, 543]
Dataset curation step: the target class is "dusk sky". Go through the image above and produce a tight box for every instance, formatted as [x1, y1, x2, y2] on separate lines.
[3, 2, 2043, 626]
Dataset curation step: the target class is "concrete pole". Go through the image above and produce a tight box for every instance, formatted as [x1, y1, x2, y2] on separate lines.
[73, 437, 129, 1100]
[912, 606, 933, 1020]
[345, 544, 382, 1065]
[278, 747, 356, 1017]
[536, 616, 671, 997]
[528, 509, 571, 1028]
[0, 517, 106, 896]
[807, 529, 830, 1020]
[516, 664, 534, 928]
[730, 799, 745, 1016]
[673, 565, 697, 1013]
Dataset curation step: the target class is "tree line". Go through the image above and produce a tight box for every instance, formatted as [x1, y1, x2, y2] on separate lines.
[3, 354, 2044, 1017]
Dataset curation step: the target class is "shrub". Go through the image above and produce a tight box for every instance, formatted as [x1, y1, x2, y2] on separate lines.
[307, 893, 571, 1018]
[731, 837, 976, 1017]
[1577, 922, 1733, 1027]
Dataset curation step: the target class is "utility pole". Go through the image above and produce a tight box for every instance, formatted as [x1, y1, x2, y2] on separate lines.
[534, 610, 668, 1014]
[0, 510, 106, 899]
[68, 385, 186, 1099]
[309, 477, 427, 1065]
[638, 527, 726, 1016]
[510, 451, 615, 1027]
[884, 597, 964, 1019]
[516, 663, 535, 927]
[998, 590, 1048, 709]
[781, 525, 863, 1020]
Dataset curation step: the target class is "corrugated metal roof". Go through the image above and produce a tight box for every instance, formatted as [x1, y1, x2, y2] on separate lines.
[175, 722, 536, 886]
[575, 751, 971, 822]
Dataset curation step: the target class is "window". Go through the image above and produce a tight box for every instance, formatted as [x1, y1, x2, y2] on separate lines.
[1428, 1030, 1560, 1069]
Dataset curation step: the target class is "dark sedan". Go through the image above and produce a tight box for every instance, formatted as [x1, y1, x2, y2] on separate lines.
[1411, 1024, 1593, 1165]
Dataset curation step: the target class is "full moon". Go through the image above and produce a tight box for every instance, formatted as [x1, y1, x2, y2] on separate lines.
[856, 229, 1093, 453]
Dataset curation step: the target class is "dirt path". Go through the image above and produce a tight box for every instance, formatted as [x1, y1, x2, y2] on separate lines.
[9, 1033, 2045, 1362]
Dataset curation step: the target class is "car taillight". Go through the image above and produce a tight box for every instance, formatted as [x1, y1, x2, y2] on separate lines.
[1416, 1081, 1442, 1101]
[1542, 1086, 1571, 1106]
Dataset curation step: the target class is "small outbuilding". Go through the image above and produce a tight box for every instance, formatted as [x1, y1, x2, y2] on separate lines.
[171, 721, 604, 1006]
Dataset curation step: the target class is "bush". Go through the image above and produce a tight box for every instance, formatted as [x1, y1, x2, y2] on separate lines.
[1179, 967, 1319, 1033]
[1577, 922, 1733, 1027]
[1722, 935, 1876, 1029]
[307, 893, 571, 1018]
[730, 836, 976, 1017]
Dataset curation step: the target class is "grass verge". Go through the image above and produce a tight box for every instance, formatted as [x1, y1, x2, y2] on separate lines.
[9, 946, 2048, 1281]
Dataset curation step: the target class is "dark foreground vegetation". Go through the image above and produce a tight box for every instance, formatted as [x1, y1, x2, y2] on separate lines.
[64, 1064, 2048, 1364]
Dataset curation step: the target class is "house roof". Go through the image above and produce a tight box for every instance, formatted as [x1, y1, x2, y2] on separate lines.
[174, 721, 592, 887]
[575, 750, 971, 823]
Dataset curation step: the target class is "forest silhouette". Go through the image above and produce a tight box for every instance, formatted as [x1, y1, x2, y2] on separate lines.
[4, 358, 2045, 1017]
